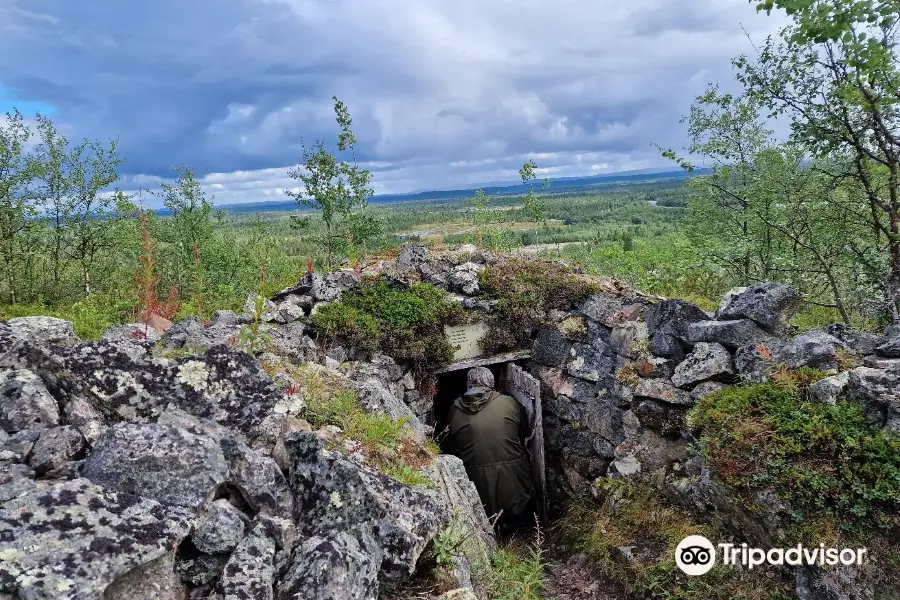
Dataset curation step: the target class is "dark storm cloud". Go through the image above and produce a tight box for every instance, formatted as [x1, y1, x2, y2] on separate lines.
[0, 0, 787, 203]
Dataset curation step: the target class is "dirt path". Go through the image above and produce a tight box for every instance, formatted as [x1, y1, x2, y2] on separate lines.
[541, 539, 625, 600]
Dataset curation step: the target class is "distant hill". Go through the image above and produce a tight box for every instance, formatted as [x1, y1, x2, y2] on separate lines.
[156, 168, 703, 216]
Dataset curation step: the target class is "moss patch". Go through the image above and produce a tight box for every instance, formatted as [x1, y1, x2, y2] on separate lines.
[558, 479, 795, 600]
[689, 373, 900, 535]
[312, 277, 464, 374]
[478, 258, 599, 354]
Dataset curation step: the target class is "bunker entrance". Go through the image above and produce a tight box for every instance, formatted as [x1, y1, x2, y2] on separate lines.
[431, 351, 548, 523]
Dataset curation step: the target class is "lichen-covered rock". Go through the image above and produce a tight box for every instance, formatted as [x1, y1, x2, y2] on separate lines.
[633, 378, 693, 406]
[63, 396, 105, 446]
[423, 455, 497, 569]
[220, 436, 293, 518]
[717, 282, 799, 333]
[671, 342, 735, 389]
[80, 423, 228, 508]
[285, 431, 448, 585]
[0, 368, 60, 433]
[192, 499, 248, 554]
[531, 325, 572, 368]
[844, 367, 900, 431]
[5, 316, 79, 347]
[646, 299, 708, 345]
[54, 341, 281, 437]
[808, 372, 850, 405]
[0, 461, 36, 502]
[778, 330, 849, 370]
[609, 320, 648, 359]
[211, 518, 280, 600]
[278, 532, 378, 600]
[567, 336, 616, 383]
[686, 319, 774, 350]
[734, 341, 785, 383]
[648, 331, 685, 359]
[27, 425, 85, 476]
[351, 379, 429, 441]
[102, 323, 161, 343]
[578, 294, 627, 327]
[0, 478, 191, 599]
[820, 323, 880, 357]
[448, 262, 483, 296]
[690, 380, 727, 400]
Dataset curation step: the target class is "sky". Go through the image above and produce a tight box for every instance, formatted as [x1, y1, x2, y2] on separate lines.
[0, 0, 788, 207]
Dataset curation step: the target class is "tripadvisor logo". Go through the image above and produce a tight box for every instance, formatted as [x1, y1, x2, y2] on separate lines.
[675, 535, 869, 576]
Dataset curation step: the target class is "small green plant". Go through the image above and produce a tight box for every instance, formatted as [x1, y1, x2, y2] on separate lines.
[237, 292, 271, 354]
[297, 366, 434, 487]
[487, 524, 547, 600]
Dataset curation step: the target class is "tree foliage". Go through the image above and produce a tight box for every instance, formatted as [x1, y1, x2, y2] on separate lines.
[286, 96, 381, 268]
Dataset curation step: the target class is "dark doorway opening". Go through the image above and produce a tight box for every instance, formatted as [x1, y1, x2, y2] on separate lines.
[431, 358, 528, 451]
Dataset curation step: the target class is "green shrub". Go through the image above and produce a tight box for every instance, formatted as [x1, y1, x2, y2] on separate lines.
[487, 531, 547, 600]
[478, 258, 598, 353]
[312, 278, 461, 373]
[311, 302, 379, 353]
[559, 480, 795, 600]
[0, 294, 134, 339]
[690, 378, 900, 533]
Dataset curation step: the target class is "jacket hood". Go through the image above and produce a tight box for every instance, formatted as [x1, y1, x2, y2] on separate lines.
[456, 388, 501, 414]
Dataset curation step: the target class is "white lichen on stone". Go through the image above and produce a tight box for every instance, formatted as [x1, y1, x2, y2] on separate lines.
[177, 360, 210, 392]
[206, 380, 233, 403]
[329, 491, 343, 508]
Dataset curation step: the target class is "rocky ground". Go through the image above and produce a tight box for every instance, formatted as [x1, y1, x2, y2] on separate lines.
[2, 244, 898, 599]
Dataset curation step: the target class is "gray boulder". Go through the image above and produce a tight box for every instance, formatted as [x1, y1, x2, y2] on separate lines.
[820, 323, 880, 356]
[422, 455, 497, 571]
[448, 262, 483, 295]
[192, 499, 248, 554]
[578, 294, 627, 327]
[778, 330, 849, 370]
[80, 423, 228, 508]
[567, 336, 616, 383]
[0, 368, 60, 433]
[691, 380, 728, 400]
[279, 532, 378, 600]
[0, 478, 191, 600]
[633, 378, 693, 406]
[734, 341, 785, 383]
[55, 342, 281, 436]
[808, 372, 850, 405]
[671, 342, 735, 389]
[844, 367, 900, 431]
[6, 316, 79, 347]
[686, 319, 774, 350]
[285, 431, 448, 584]
[0, 461, 36, 502]
[717, 282, 799, 333]
[648, 332, 686, 359]
[102, 323, 161, 343]
[531, 325, 572, 368]
[609, 321, 648, 359]
[646, 299, 708, 343]
[213, 518, 281, 600]
[352, 379, 429, 441]
[63, 395, 106, 446]
[220, 435, 294, 518]
[876, 325, 900, 358]
[27, 425, 85, 476]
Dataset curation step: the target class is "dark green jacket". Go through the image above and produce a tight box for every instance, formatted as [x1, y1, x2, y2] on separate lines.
[446, 388, 534, 520]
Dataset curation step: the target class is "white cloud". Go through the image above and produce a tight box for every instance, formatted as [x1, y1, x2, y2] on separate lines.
[1, 0, 790, 204]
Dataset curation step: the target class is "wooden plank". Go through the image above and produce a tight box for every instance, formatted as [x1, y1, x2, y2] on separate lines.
[505, 363, 548, 525]
[436, 350, 531, 373]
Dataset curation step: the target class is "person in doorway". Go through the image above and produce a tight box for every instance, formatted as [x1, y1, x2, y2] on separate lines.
[445, 366, 535, 535]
